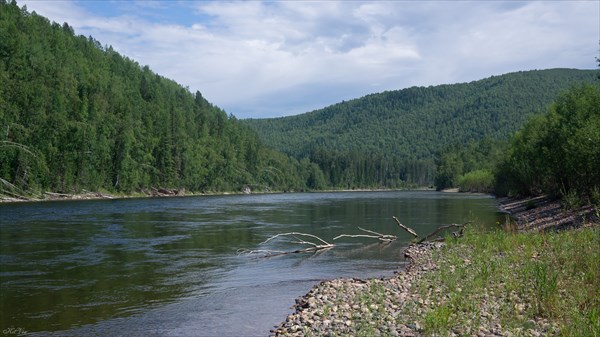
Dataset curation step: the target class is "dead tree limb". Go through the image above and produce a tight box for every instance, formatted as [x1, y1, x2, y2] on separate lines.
[236, 248, 286, 256]
[259, 232, 333, 247]
[392, 216, 419, 238]
[416, 222, 471, 244]
[333, 227, 396, 242]
[238, 232, 335, 258]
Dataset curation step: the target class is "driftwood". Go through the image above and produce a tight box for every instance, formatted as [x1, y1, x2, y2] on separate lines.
[150, 187, 185, 197]
[391, 216, 467, 243]
[42, 191, 115, 201]
[44, 192, 72, 198]
[416, 222, 470, 244]
[236, 248, 287, 257]
[392, 216, 419, 238]
[239, 218, 470, 259]
[333, 227, 397, 243]
[239, 232, 335, 258]
[260, 232, 333, 247]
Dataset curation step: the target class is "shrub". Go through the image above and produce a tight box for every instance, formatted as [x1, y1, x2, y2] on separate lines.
[457, 169, 495, 193]
[495, 83, 600, 200]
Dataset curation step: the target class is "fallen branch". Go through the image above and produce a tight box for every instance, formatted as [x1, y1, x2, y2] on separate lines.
[0, 178, 32, 201]
[392, 216, 419, 238]
[44, 192, 73, 198]
[417, 222, 470, 244]
[333, 227, 396, 243]
[239, 232, 335, 258]
[260, 232, 333, 248]
[237, 248, 287, 257]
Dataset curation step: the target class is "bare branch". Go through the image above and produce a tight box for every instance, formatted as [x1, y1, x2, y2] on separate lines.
[334, 233, 381, 240]
[290, 236, 321, 248]
[357, 226, 385, 236]
[334, 226, 397, 242]
[237, 248, 286, 256]
[417, 222, 471, 244]
[259, 232, 332, 246]
[240, 232, 336, 258]
[392, 216, 419, 238]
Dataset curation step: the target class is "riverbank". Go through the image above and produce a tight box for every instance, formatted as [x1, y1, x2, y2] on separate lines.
[271, 199, 600, 337]
[0, 187, 431, 203]
[497, 195, 598, 232]
[0, 188, 252, 203]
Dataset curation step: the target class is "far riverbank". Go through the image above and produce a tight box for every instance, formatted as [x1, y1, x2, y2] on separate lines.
[0, 187, 436, 204]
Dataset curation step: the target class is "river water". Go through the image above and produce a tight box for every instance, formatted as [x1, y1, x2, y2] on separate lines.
[0, 191, 501, 336]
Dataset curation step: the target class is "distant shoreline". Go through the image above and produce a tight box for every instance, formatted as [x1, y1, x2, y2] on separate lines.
[0, 187, 445, 204]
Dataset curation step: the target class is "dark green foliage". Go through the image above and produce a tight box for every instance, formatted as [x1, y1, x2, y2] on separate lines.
[307, 147, 434, 188]
[434, 138, 505, 191]
[0, 1, 315, 194]
[457, 170, 495, 193]
[495, 83, 600, 203]
[245, 69, 597, 188]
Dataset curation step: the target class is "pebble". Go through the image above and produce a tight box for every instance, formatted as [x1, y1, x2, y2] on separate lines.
[271, 242, 553, 337]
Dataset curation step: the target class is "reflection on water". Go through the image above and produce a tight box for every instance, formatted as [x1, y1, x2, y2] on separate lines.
[0, 191, 501, 336]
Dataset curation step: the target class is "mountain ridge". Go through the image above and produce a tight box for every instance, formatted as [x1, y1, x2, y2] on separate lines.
[244, 68, 598, 160]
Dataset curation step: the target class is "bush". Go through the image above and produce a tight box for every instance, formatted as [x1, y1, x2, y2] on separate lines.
[457, 169, 495, 193]
[495, 83, 600, 200]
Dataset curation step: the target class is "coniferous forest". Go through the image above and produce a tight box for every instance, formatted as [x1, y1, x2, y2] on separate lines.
[1, 0, 598, 200]
[0, 1, 319, 196]
[244, 69, 598, 189]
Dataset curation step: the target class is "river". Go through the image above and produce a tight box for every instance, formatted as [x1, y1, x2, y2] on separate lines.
[0, 191, 501, 336]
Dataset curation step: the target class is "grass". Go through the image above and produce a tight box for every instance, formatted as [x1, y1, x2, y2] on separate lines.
[286, 219, 600, 337]
[349, 223, 599, 336]
[416, 224, 600, 336]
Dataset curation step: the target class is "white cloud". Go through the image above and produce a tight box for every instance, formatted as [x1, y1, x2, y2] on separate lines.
[19, 0, 599, 118]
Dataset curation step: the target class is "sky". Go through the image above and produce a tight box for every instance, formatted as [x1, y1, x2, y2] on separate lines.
[19, 0, 600, 119]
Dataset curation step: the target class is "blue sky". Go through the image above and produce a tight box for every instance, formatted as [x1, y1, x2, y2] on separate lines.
[20, 0, 599, 119]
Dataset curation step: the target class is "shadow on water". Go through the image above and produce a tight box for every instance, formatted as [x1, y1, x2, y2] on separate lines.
[0, 191, 501, 336]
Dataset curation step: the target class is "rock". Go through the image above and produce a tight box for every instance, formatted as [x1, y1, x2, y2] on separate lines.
[271, 243, 447, 336]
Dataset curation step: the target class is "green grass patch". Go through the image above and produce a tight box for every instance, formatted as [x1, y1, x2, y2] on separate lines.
[420, 225, 600, 336]
[350, 224, 599, 336]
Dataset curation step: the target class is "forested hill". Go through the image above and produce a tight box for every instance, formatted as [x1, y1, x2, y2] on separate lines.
[244, 69, 597, 160]
[0, 1, 319, 195]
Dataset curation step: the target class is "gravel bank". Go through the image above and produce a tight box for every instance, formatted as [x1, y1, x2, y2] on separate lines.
[271, 240, 567, 337]
[271, 243, 440, 337]
[270, 197, 598, 336]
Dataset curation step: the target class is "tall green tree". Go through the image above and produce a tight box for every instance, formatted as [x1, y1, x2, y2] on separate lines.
[0, 1, 320, 195]
[495, 83, 600, 202]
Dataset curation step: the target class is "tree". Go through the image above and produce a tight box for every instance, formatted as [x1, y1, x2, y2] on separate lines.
[495, 83, 600, 202]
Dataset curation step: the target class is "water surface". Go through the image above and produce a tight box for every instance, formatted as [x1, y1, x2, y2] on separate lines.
[0, 191, 501, 336]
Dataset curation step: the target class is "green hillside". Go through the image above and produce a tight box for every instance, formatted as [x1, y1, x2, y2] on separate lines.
[0, 1, 316, 196]
[244, 69, 597, 187]
[2, 0, 596, 194]
[245, 69, 597, 159]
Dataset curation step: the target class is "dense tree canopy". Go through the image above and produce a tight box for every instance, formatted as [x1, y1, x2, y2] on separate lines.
[245, 69, 597, 187]
[0, 0, 316, 195]
[2, 0, 597, 195]
[495, 82, 600, 204]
